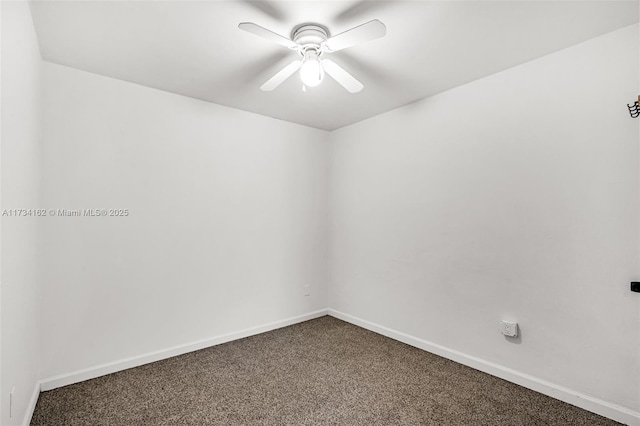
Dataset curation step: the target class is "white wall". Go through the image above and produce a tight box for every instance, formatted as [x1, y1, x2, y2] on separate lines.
[40, 62, 329, 380]
[329, 23, 640, 418]
[0, 1, 43, 425]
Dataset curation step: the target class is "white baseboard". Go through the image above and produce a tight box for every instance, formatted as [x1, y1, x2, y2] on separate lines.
[22, 380, 40, 426]
[328, 309, 640, 426]
[40, 309, 328, 392]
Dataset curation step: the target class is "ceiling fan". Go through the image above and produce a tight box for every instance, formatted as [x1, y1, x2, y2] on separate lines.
[238, 20, 386, 93]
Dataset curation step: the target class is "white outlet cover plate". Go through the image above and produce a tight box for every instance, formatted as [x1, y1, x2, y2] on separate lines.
[500, 320, 518, 337]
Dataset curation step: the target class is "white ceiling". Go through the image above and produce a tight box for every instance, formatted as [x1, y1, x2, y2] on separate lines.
[30, 1, 638, 131]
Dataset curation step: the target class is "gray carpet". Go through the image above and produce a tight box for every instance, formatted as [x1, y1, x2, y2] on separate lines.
[31, 316, 620, 425]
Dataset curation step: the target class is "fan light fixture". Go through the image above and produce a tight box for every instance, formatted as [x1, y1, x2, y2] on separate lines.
[238, 20, 386, 93]
[299, 50, 324, 87]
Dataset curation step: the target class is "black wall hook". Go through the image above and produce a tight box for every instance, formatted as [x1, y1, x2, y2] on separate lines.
[628, 96, 640, 118]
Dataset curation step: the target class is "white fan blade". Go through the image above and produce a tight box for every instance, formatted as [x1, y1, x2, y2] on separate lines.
[322, 59, 363, 93]
[260, 60, 302, 91]
[238, 22, 298, 50]
[322, 20, 386, 52]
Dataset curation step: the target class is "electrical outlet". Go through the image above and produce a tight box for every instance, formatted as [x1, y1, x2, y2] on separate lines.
[500, 320, 518, 337]
[304, 285, 311, 296]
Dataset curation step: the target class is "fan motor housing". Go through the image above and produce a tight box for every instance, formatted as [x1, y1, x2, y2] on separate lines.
[292, 24, 329, 50]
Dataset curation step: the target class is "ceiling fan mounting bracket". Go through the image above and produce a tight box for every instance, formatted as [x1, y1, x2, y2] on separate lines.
[291, 24, 329, 52]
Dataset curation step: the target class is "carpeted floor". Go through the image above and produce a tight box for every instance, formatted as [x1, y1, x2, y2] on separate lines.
[31, 316, 620, 425]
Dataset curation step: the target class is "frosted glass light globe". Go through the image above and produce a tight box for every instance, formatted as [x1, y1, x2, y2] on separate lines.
[299, 50, 324, 87]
